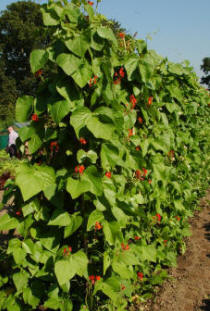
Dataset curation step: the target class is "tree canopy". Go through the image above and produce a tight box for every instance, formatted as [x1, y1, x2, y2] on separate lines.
[0, 1, 51, 120]
[201, 57, 210, 90]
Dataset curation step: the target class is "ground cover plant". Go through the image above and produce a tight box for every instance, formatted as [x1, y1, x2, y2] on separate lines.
[0, 0, 210, 310]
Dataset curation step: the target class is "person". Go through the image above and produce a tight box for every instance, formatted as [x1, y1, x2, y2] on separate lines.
[7, 126, 19, 158]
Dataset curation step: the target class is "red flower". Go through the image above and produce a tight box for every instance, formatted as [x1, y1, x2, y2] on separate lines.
[138, 117, 143, 124]
[16, 211, 21, 216]
[136, 146, 141, 151]
[121, 284, 126, 290]
[175, 216, 181, 221]
[148, 96, 153, 106]
[134, 236, 141, 240]
[163, 240, 167, 245]
[95, 221, 102, 230]
[89, 78, 93, 87]
[105, 171, 111, 179]
[50, 141, 59, 153]
[95, 275, 101, 281]
[135, 169, 141, 179]
[88, 1, 94, 5]
[80, 137, 87, 145]
[156, 213, 161, 222]
[148, 179, 152, 184]
[35, 69, 43, 78]
[128, 128, 133, 137]
[130, 94, 137, 109]
[113, 77, 121, 85]
[89, 275, 95, 284]
[94, 75, 98, 84]
[119, 32, 125, 39]
[75, 165, 85, 175]
[142, 168, 147, 176]
[31, 113, 39, 122]
[168, 150, 175, 158]
[137, 272, 144, 280]
[119, 67, 125, 78]
[121, 243, 130, 251]
[63, 246, 72, 256]
[89, 76, 98, 87]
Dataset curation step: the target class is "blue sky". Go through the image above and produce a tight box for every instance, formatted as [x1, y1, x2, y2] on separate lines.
[0, 0, 209, 79]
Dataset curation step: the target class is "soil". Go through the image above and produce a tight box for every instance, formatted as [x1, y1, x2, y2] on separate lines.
[139, 190, 210, 311]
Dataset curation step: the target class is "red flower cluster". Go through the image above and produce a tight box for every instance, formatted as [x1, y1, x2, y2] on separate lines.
[168, 150, 175, 158]
[16, 210, 21, 216]
[148, 96, 153, 106]
[138, 117, 143, 124]
[31, 113, 39, 122]
[175, 216, 181, 221]
[89, 275, 101, 285]
[50, 141, 59, 153]
[134, 236, 141, 240]
[89, 75, 98, 87]
[79, 137, 87, 145]
[95, 221, 102, 231]
[130, 94, 137, 109]
[121, 243, 130, 251]
[88, 1, 94, 5]
[136, 146, 141, 151]
[105, 171, 111, 179]
[156, 213, 161, 222]
[118, 32, 125, 39]
[148, 179, 152, 184]
[135, 168, 147, 180]
[63, 246, 72, 256]
[137, 272, 144, 280]
[128, 128, 133, 137]
[75, 165, 85, 175]
[35, 69, 43, 78]
[113, 67, 125, 85]
[121, 284, 126, 290]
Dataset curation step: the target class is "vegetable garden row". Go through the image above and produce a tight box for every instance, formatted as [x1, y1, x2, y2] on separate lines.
[0, 0, 210, 310]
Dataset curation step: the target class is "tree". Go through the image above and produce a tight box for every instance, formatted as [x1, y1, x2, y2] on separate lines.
[0, 1, 51, 120]
[200, 57, 210, 90]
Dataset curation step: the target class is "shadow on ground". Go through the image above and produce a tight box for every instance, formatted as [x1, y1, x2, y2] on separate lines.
[199, 299, 210, 310]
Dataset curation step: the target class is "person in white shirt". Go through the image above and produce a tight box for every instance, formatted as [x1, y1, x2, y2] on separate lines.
[7, 126, 19, 158]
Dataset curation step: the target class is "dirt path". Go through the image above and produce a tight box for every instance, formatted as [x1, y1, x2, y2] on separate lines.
[146, 191, 210, 311]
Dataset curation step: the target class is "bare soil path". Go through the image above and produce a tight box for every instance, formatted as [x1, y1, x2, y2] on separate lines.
[146, 190, 210, 311]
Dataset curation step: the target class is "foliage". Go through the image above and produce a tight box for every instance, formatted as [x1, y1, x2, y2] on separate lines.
[0, 1, 52, 120]
[201, 57, 210, 90]
[0, 1, 210, 310]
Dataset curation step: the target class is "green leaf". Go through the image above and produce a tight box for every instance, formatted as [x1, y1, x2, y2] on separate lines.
[50, 100, 72, 124]
[103, 251, 111, 275]
[64, 215, 83, 238]
[55, 251, 88, 286]
[56, 53, 82, 76]
[0, 214, 19, 231]
[70, 107, 91, 138]
[30, 49, 48, 74]
[87, 116, 115, 140]
[65, 3, 81, 24]
[124, 55, 139, 80]
[16, 96, 33, 122]
[13, 271, 29, 292]
[135, 244, 157, 262]
[87, 210, 104, 231]
[103, 221, 114, 245]
[28, 134, 42, 154]
[23, 287, 40, 308]
[66, 177, 90, 199]
[56, 78, 84, 107]
[16, 165, 56, 201]
[65, 34, 89, 58]
[41, 5, 60, 26]
[48, 209, 72, 226]
[77, 149, 98, 164]
[72, 62, 92, 88]
[136, 39, 147, 54]
[97, 26, 117, 47]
